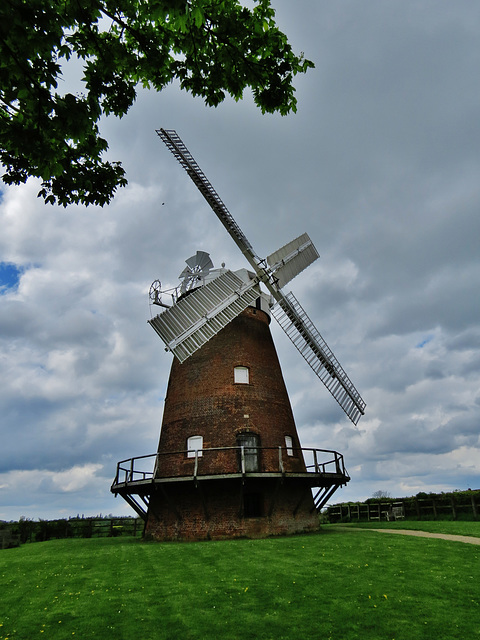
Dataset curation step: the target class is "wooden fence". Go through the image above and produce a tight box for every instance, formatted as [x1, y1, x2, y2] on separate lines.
[327, 492, 479, 523]
[1, 517, 145, 545]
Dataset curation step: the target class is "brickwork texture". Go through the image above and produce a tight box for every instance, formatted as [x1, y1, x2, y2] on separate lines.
[146, 306, 318, 540]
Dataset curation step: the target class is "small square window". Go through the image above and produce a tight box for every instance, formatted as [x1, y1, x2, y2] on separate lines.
[234, 366, 249, 384]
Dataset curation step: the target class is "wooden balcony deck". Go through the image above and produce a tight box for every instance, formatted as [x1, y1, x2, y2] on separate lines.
[111, 447, 350, 521]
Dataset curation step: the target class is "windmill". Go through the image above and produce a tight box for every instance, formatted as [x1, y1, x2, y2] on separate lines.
[111, 130, 365, 541]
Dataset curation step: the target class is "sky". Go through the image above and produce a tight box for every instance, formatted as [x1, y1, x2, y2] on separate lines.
[1, 0, 480, 521]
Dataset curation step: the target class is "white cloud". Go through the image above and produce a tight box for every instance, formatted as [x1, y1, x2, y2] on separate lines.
[1, 0, 480, 519]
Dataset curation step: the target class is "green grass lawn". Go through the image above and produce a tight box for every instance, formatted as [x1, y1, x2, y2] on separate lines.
[1, 528, 479, 640]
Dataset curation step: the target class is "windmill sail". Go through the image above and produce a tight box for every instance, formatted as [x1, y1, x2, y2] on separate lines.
[267, 233, 320, 289]
[149, 270, 260, 362]
[156, 129, 366, 424]
[271, 292, 365, 425]
[157, 129, 261, 272]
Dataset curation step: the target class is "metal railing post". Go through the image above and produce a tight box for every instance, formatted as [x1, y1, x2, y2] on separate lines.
[313, 449, 319, 473]
[194, 449, 199, 479]
[335, 453, 341, 474]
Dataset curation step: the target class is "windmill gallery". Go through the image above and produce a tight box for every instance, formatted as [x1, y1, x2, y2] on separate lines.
[110, 130, 366, 541]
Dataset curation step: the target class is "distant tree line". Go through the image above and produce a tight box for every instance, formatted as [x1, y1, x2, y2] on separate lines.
[0, 516, 144, 547]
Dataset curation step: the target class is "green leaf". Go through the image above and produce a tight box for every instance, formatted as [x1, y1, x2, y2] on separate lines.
[0, 0, 313, 206]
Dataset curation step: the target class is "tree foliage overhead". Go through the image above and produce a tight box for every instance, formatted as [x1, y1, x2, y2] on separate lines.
[0, 0, 314, 206]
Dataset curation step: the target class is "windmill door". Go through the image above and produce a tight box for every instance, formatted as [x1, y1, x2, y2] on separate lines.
[237, 433, 260, 472]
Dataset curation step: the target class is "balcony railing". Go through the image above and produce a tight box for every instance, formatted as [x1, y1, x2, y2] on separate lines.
[111, 446, 348, 488]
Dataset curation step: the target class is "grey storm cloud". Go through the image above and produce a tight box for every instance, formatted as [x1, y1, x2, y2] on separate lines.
[1, 0, 479, 519]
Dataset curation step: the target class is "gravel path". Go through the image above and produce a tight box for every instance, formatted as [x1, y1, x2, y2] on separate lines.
[340, 527, 480, 545]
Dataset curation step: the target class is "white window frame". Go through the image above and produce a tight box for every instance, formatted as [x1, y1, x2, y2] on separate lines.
[285, 435, 294, 456]
[187, 435, 203, 458]
[234, 366, 249, 384]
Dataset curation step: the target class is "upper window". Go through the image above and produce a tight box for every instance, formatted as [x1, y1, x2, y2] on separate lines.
[285, 436, 294, 456]
[187, 435, 203, 458]
[234, 366, 249, 384]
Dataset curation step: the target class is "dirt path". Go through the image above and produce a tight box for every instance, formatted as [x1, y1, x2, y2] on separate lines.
[336, 527, 480, 545]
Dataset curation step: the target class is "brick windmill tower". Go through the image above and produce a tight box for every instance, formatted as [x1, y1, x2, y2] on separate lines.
[111, 130, 365, 540]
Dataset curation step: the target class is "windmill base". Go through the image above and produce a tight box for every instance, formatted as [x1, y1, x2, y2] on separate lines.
[144, 478, 319, 541]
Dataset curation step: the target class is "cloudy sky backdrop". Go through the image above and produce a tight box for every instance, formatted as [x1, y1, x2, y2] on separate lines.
[1, 0, 479, 520]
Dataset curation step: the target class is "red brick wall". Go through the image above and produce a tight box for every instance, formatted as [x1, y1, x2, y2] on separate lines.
[145, 478, 319, 541]
[154, 307, 306, 478]
[147, 305, 316, 540]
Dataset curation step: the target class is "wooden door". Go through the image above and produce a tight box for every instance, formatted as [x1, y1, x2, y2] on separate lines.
[237, 433, 260, 472]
